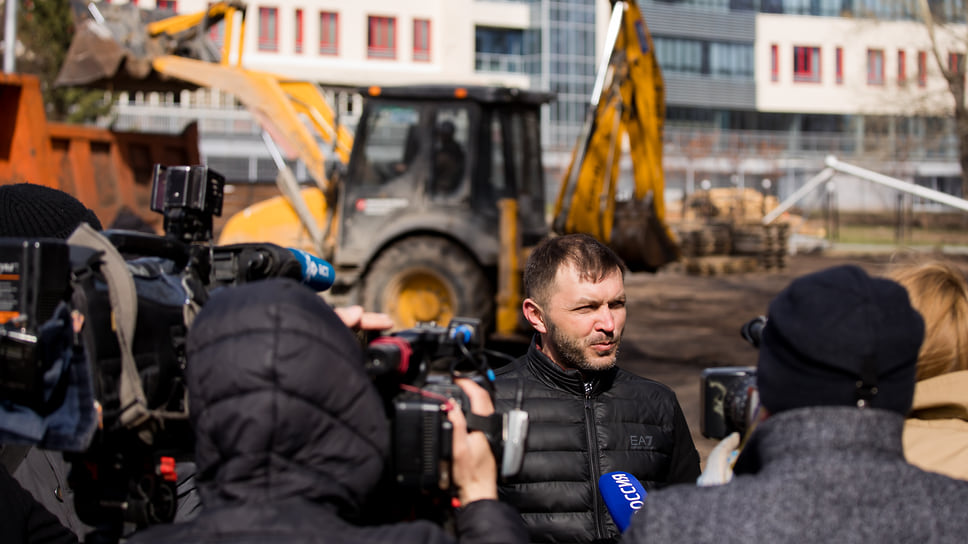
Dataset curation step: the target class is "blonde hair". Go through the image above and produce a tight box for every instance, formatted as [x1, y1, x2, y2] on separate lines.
[888, 259, 968, 381]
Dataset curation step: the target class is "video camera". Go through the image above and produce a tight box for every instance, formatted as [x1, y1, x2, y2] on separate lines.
[364, 317, 527, 497]
[0, 239, 74, 413]
[699, 316, 765, 440]
[1, 165, 337, 536]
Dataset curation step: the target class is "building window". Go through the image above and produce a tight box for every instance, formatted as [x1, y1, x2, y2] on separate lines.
[156, 0, 177, 11]
[949, 52, 965, 76]
[771, 44, 779, 82]
[475, 26, 525, 73]
[368, 16, 396, 59]
[835, 46, 843, 84]
[293, 9, 303, 53]
[793, 46, 820, 82]
[867, 48, 884, 85]
[897, 50, 906, 84]
[319, 12, 338, 56]
[652, 38, 751, 80]
[413, 18, 431, 62]
[918, 50, 927, 87]
[258, 7, 278, 52]
[208, 2, 224, 47]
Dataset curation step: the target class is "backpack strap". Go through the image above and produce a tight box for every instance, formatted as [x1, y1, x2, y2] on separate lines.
[68, 224, 188, 444]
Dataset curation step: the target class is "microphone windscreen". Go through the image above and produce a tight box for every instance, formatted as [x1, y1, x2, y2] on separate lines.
[599, 471, 647, 532]
[287, 248, 335, 291]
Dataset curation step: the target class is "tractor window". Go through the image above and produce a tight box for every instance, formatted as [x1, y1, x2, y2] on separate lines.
[489, 116, 507, 195]
[511, 108, 544, 203]
[357, 105, 421, 186]
[432, 108, 469, 194]
[510, 108, 546, 234]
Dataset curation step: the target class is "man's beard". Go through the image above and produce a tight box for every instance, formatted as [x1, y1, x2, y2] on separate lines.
[546, 319, 620, 373]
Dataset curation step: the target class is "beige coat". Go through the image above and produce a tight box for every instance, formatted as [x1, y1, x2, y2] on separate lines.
[903, 370, 968, 481]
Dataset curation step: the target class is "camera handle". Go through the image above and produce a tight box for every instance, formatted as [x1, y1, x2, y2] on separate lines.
[102, 230, 191, 269]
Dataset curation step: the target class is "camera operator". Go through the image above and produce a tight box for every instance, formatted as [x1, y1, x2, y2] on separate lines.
[125, 278, 527, 544]
[1, 182, 103, 542]
[621, 265, 968, 543]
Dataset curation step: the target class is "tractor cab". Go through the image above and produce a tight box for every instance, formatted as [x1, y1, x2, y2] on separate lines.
[334, 86, 553, 329]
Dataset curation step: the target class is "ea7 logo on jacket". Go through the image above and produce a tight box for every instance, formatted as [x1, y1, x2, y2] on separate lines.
[630, 435, 654, 449]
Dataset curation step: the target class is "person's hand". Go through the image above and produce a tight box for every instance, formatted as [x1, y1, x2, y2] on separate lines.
[333, 305, 394, 332]
[696, 431, 740, 487]
[448, 378, 498, 505]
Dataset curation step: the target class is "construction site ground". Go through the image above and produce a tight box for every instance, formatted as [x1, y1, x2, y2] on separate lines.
[593, 249, 968, 467]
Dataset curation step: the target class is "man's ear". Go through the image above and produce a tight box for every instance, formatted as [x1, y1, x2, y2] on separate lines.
[522, 298, 548, 334]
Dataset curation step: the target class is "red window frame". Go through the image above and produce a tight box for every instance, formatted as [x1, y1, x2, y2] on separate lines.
[918, 51, 927, 87]
[770, 44, 779, 82]
[258, 6, 279, 52]
[368, 15, 396, 60]
[867, 48, 885, 85]
[835, 47, 843, 84]
[949, 52, 965, 75]
[156, 0, 177, 10]
[413, 18, 431, 62]
[897, 50, 906, 84]
[319, 11, 338, 55]
[207, 2, 224, 46]
[294, 9, 303, 53]
[793, 46, 821, 83]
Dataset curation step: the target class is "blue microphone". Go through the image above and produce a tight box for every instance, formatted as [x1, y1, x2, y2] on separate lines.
[286, 248, 335, 292]
[599, 471, 647, 532]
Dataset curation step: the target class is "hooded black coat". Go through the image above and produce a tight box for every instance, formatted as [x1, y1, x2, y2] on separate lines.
[127, 278, 525, 544]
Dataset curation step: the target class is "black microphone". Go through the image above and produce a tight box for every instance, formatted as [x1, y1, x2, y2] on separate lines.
[740, 315, 767, 348]
[598, 471, 647, 532]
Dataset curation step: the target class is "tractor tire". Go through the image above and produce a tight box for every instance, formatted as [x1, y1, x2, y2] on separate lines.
[362, 236, 493, 330]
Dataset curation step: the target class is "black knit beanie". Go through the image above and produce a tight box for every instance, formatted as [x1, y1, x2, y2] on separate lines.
[756, 265, 923, 416]
[0, 183, 103, 239]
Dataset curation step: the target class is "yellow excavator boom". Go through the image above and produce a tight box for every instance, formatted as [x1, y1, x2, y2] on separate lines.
[553, 0, 679, 271]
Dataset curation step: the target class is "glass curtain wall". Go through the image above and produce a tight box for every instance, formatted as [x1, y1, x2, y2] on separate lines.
[525, 0, 598, 151]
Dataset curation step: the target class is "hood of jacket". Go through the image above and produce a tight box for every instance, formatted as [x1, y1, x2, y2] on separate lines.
[185, 278, 389, 512]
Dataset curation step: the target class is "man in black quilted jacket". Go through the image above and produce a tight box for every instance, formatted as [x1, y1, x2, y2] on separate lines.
[495, 234, 700, 544]
[126, 278, 526, 544]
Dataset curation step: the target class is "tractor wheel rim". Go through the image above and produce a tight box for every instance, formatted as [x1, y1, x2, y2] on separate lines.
[385, 269, 456, 328]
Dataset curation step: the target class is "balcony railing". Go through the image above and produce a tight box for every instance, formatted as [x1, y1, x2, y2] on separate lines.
[474, 53, 525, 73]
[110, 102, 960, 184]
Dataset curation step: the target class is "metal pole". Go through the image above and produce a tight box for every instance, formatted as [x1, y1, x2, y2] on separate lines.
[3, 0, 17, 73]
[825, 155, 968, 213]
[762, 167, 836, 225]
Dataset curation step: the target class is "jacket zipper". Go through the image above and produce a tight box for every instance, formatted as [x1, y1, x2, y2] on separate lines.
[584, 387, 605, 540]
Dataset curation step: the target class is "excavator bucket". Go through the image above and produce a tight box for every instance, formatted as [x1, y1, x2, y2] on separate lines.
[553, 0, 679, 272]
[56, 1, 213, 93]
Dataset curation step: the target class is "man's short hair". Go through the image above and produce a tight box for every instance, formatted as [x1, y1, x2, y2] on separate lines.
[524, 233, 626, 306]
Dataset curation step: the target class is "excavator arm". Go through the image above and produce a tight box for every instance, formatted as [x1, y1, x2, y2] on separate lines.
[553, 0, 679, 271]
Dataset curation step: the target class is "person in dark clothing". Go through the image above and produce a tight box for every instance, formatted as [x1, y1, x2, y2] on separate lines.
[622, 265, 968, 544]
[433, 120, 465, 193]
[0, 465, 77, 544]
[125, 278, 527, 544]
[0, 182, 102, 541]
[494, 233, 700, 544]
